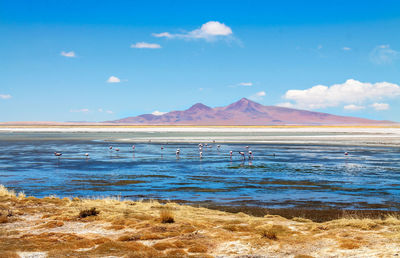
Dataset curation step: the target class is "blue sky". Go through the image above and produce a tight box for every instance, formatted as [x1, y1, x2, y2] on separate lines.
[1, 0, 400, 122]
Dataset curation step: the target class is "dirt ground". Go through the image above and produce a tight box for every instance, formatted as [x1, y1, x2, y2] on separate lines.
[1, 185, 399, 258]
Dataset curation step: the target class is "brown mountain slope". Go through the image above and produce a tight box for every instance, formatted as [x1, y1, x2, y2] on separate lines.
[109, 98, 393, 125]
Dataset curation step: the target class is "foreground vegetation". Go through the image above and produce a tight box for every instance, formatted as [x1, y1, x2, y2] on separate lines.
[0, 185, 399, 257]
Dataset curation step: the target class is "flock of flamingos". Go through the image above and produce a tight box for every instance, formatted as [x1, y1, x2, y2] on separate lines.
[53, 142, 257, 161]
[53, 142, 349, 161]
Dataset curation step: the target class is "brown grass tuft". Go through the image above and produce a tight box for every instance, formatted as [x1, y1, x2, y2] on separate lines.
[38, 220, 64, 229]
[260, 228, 278, 240]
[78, 207, 99, 218]
[160, 209, 174, 223]
[339, 239, 360, 249]
[152, 242, 176, 251]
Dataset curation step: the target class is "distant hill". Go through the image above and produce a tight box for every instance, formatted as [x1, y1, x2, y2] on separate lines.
[108, 98, 394, 125]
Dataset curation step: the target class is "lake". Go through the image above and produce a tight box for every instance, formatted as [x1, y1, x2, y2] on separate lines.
[0, 131, 399, 210]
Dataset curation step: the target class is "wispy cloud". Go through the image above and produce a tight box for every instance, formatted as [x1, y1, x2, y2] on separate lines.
[238, 82, 253, 87]
[371, 102, 389, 111]
[131, 42, 161, 49]
[282, 79, 400, 110]
[152, 110, 166, 116]
[249, 91, 266, 101]
[70, 108, 89, 113]
[343, 104, 365, 111]
[370, 45, 400, 64]
[60, 51, 76, 58]
[152, 21, 233, 41]
[152, 32, 173, 38]
[98, 108, 113, 114]
[107, 76, 121, 83]
[342, 47, 351, 51]
[229, 82, 254, 88]
[0, 94, 12, 99]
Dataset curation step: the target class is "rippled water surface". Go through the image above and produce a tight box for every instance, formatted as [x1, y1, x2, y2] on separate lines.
[0, 132, 399, 210]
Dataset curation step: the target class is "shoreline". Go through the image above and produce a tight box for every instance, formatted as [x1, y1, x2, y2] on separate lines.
[1, 126, 400, 147]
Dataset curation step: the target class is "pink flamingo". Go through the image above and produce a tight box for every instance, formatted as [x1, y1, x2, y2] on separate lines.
[109, 146, 113, 150]
[115, 148, 120, 152]
[132, 145, 135, 151]
[239, 151, 245, 160]
[344, 152, 349, 156]
[229, 151, 233, 158]
[54, 152, 62, 158]
[248, 150, 253, 160]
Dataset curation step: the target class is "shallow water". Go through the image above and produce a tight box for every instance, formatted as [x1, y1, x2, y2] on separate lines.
[0, 132, 399, 210]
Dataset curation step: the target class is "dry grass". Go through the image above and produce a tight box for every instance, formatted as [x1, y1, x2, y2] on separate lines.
[0, 185, 399, 257]
[78, 207, 100, 218]
[159, 208, 175, 223]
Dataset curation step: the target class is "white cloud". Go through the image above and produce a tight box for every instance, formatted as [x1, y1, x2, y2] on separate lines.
[370, 45, 399, 64]
[152, 110, 166, 116]
[342, 47, 351, 51]
[152, 32, 173, 38]
[343, 104, 365, 111]
[239, 82, 253, 87]
[131, 42, 161, 49]
[152, 21, 233, 41]
[70, 108, 89, 113]
[249, 91, 266, 101]
[106, 110, 113, 114]
[282, 79, 400, 110]
[60, 51, 76, 58]
[0, 94, 11, 99]
[98, 108, 103, 112]
[107, 76, 121, 83]
[371, 102, 389, 111]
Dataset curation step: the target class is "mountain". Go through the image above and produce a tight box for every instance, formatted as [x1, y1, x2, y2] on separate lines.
[108, 98, 393, 125]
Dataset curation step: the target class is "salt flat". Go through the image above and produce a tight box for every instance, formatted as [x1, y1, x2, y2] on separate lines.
[1, 126, 399, 146]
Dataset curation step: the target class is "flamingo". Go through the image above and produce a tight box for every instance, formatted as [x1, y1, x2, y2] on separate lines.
[245, 146, 249, 149]
[199, 151, 203, 159]
[109, 146, 113, 150]
[115, 148, 120, 152]
[248, 150, 253, 160]
[84, 153, 89, 159]
[54, 152, 62, 158]
[132, 145, 135, 151]
[239, 151, 245, 160]
[161, 146, 164, 150]
[176, 149, 180, 156]
[344, 152, 349, 156]
[217, 145, 220, 150]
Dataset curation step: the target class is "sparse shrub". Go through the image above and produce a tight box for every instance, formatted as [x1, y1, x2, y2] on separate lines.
[152, 242, 175, 251]
[160, 209, 174, 223]
[38, 220, 64, 229]
[339, 239, 360, 249]
[260, 228, 278, 240]
[79, 207, 100, 218]
[118, 234, 140, 242]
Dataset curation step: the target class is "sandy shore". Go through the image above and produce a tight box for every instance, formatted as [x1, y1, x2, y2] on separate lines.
[1, 185, 399, 257]
[1, 125, 400, 146]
